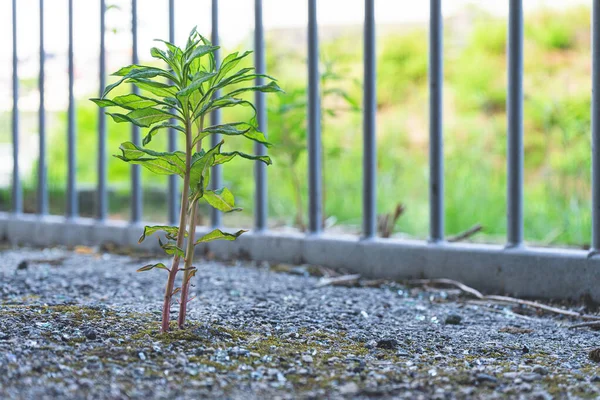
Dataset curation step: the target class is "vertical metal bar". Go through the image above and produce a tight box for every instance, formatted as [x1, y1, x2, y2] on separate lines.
[308, 0, 322, 234]
[210, 0, 222, 228]
[38, 0, 47, 216]
[429, 0, 444, 242]
[507, 0, 524, 247]
[97, 0, 107, 220]
[592, 0, 600, 252]
[362, 0, 376, 238]
[67, 0, 77, 218]
[11, 0, 21, 214]
[254, 0, 268, 231]
[131, 0, 142, 223]
[167, 0, 178, 225]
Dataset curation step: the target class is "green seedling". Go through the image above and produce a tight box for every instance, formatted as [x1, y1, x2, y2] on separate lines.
[92, 27, 282, 332]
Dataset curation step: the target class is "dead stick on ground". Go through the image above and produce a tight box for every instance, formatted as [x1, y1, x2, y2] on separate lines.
[315, 274, 361, 288]
[409, 278, 600, 321]
[465, 300, 534, 320]
[409, 278, 485, 299]
[569, 321, 600, 329]
[447, 224, 483, 242]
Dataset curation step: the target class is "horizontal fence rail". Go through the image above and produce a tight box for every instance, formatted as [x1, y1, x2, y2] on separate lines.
[3, 0, 600, 302]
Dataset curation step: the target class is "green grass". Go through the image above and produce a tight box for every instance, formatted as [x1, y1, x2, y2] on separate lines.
[3, 5, 594, 247]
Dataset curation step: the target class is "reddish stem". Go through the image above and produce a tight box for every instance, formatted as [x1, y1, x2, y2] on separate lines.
[160, 120, 192, 332]
[178, 116, 203, 329]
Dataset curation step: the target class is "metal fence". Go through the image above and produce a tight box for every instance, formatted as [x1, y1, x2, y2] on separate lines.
[3, 0, 600, 302]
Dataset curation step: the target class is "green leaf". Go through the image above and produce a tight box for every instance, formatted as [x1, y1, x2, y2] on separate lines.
[127, 107, 175, 126]
[213, 151, 272, 166]
[155, 39, 184, 62]
[215, 51, 253, 83]
[195, 122, 270, 147]
[185, 26, 200, 52]
[101, 66, 177, 98]
[188, 141, 224, 194]
[143, 122, 185, 146]
[195, 96, 257, 121]
[226, 81, 283, 97]
[137, 263, 169, 272]
[107, 107, 174, 128]
[115, 142, 186, 176]
[202, 188, 241, 213]
[184, 268, 197, 285]
[111, 64, 176, 81]
[213, 67, 255, 90]
[111, 94, 162, 110]
[218, 73, 278, 90]
[150, 47, 181, 77]
[159, 238, 185, 257]
[185, 45, 219, 67]
[90, 98, 117, 108]
[194, 229, 247, 245]
[177, 71, 217, 97]
[130, 78, 178, 98]
[138, 225, 185, 243]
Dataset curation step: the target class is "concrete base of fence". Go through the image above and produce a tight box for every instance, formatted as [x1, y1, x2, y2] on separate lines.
[1, 212, 598, 302]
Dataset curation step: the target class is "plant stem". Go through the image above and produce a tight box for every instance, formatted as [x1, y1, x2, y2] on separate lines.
[178, 116, 204, 329]
[161, 119, 193, 333]
[178, 197, 199, 328]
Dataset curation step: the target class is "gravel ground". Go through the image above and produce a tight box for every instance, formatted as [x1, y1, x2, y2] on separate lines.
[1, 246, 600, 400]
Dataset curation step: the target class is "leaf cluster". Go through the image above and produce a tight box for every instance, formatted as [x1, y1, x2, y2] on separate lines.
[92, 27, 282, 267]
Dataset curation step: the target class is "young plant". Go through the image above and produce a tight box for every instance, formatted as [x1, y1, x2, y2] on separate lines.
[91, 28, 281, 332]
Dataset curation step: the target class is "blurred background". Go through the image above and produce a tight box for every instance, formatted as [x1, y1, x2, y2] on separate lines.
[0, 0, 593, 247]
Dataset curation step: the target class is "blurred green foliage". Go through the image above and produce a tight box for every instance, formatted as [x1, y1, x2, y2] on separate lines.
[6, 5, 594, 246]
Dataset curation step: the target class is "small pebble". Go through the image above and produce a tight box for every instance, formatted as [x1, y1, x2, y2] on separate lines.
[301, 355, 313, 364]
[338, 382, 359, 395]
[532, 365, 548, 376]
[445, 314, 462, 325]
[83, 328, 97, 340]
[376, 338, 398, 350]
[476, 373, 497, 384]
[520, 373, 542, 382]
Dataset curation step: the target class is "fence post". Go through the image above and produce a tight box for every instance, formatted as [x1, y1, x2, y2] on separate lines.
[308, 0, 322, 234]
[210, 0, 223, 228]
[429, 0, 444, 243]
[11, 0, 21, 214]
[363, 0, 377, 239]
[131, 0, 142, 223]
[506, 0, 524, 247]
[254, 0, 268, 231]
[67, 0, 77, 218]
[167, 0, 178, 225]
[38, 0, 48, 216]
[97, 0, 107, 220]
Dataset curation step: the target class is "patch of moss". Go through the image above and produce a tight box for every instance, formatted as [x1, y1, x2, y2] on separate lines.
[40, 305, 116, 322]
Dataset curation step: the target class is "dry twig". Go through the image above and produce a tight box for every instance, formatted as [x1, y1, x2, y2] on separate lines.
[569, 321, 600, 329]
[447, 224, 483, 242]
[377, 203, 405, 238]
[315, 274, 361, 288]
[409, 278, 600, 321]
